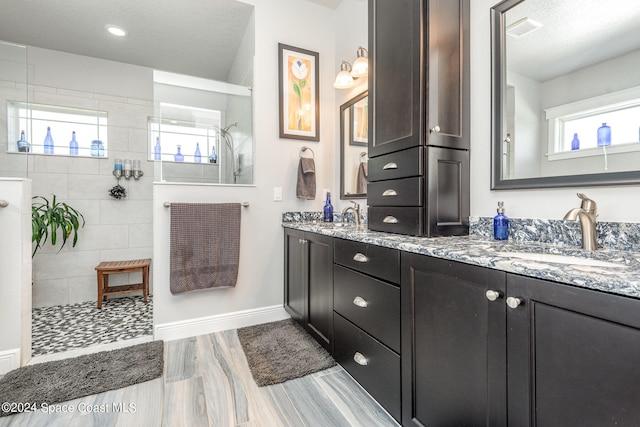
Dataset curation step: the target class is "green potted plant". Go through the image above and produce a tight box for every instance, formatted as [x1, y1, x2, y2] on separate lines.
[32, 195, 85, 257]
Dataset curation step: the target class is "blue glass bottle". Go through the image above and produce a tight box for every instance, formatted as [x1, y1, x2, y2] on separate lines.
[323, 192, 334, 222]
[174, 145, 184, 162]
[493, 201, 509, 240]
[154, 137, 161, 160]
[208, 145, 218, 164]
[194, 143, 202, 163]
[597, 123, 611, 147]
[17, 130, 30, 153]
[44, 127, 54, 154]
[69, 131, 79, 155]
[571, 133, 580, 150]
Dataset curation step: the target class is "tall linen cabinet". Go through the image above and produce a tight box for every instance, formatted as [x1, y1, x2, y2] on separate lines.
[367, 0, 470, 237]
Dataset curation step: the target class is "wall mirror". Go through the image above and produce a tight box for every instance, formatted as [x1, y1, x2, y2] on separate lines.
[491, 0, 640, 189]
[340, 91, 368, 199]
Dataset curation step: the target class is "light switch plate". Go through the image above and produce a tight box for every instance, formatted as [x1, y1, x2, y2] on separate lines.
[273, 187, 282, 201]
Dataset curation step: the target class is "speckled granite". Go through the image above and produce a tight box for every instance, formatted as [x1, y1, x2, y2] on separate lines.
[283, 221, 640, 299]
[282, 211, 367, 224]
[470, 217, 640, 252]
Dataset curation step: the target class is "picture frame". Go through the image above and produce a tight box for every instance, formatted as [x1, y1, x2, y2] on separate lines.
[278, 43, 320, 141]
[349, 96, 368, 146]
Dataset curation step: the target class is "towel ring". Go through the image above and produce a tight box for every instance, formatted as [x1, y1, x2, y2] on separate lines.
[300, 146, 315, 158]
[360, 152, 368, 163]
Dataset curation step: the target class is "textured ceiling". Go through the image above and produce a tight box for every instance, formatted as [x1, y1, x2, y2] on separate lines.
[506, 0, 640, 82]
[0, 0, 254, 81]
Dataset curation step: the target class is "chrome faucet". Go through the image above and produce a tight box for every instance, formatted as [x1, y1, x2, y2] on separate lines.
[563, 193, 598, 251]
[342, 201, 362, 227]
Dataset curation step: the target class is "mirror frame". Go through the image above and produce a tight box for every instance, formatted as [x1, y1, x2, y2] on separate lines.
[340, 90, 368, 199]
[490, 0, 640, 190]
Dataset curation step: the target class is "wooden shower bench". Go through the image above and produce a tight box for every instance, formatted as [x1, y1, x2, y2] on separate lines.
[95, 258, 151, 309]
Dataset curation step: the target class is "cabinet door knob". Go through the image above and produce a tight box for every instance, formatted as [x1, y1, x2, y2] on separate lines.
[486, 290, 502, 301]
[353, 351, 368, 366]
[430, 125, 441, 134]
[383, 216, 399, 224]
[504, 136, 511, 143]
[382, 162, 398, 170]
[506, 297, 523, 309]
[352, 252, 369, 263]
[382, 189, 398, 196]
[353, 296, 368, 308]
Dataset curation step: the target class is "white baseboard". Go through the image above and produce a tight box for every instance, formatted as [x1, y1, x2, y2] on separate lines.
[0, 348, 20, 375]
[154, 304, 290, 342]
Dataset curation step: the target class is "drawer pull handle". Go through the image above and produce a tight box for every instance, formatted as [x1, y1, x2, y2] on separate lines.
[353, 296, 368, 308]
[383, 216, 399, 224]
[353, 253, 369, 263]
[382, 162, 398, 170]
[354, 352, 368, 366]
[382, 189, 397, 196]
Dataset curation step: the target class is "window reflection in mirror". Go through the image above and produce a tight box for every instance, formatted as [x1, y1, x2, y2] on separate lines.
[340, 91, 368, 199]
[491, 0, 640, 189]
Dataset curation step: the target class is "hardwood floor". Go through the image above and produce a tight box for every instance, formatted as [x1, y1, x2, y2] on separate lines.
[0, 328, 399, 426]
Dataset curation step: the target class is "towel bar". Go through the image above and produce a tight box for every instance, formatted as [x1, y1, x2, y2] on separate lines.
[0, 200, 8, 208]
[164, 201, 249, 208]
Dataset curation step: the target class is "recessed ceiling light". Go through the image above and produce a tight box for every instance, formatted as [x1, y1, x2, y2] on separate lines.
[105, 25, 127, 37]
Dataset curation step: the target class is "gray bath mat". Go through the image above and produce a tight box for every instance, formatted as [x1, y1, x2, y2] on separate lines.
[237, 318, 336, 386]
[0, 340, 164, 417]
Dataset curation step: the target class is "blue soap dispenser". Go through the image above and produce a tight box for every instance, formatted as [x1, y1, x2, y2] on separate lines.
[323, 192, 334, 222]
[494, 201, 509, 240]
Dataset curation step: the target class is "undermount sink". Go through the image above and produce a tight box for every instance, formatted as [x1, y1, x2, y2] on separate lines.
[505, 252, 626, 268]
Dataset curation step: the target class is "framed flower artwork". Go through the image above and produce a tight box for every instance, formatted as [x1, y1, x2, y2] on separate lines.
[278, 43, 320, 141]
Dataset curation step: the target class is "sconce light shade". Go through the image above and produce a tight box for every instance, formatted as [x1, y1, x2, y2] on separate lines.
[334, 61, 355, 89]
[351, 47, 368, 78]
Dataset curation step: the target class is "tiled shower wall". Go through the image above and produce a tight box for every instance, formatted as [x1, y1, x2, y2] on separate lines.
[0, 80, 154, 307]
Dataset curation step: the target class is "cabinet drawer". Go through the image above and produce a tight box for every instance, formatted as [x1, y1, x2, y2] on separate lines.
[368, 206, 423, 236]
[368, 147, 422, 182]
[334, 313, 401, 422]
[334, 265, 400, 353]
[367, 176, 423, 207]
[334, 238, 400, 283]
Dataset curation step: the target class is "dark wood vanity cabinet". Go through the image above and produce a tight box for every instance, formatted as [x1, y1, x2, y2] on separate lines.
[506, 274, 640, 427]
[283, 228, 333, 353]
[368, 0, 470, 237]
[401, 252, 507, 426]
[333, 238, 402, 422]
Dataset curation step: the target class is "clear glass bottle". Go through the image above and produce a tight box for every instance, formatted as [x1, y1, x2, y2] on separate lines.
[174, 145, 184, 162]
[17, 130, 30, 153]
[44, 127, 54, 154]
[493, 201, 509, 240]
[597, 123, 611, 147]
[194, 143, 202, 163]
[323, 192, 334, 222]
[571, 133, 580, 151]
[154, 137, 161, 160]
[208, 145, 218, 164]
[69, 131, 79, 155]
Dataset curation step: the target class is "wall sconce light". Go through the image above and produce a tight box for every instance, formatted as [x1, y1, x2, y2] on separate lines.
[333, 61, 355, 89]
[351, 47, 368, 78]
[334, 47, 368, 89]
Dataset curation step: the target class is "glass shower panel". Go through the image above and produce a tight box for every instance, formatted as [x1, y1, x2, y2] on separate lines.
[0, 41, 28, 178]
[152, 71, 253, 185]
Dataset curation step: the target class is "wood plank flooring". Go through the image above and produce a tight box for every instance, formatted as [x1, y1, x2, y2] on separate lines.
[0, 328, 399, 427]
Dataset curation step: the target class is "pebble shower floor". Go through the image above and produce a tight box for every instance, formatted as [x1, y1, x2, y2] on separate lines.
[31, 296, 153, 356]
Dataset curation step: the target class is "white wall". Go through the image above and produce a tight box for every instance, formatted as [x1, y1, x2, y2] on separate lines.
[470, 0, 640, 222]
[0, 178, 32, 373]
[153, 0, 340, 334]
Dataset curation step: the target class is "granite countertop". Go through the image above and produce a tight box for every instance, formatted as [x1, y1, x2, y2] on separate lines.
[283, 221, 640, 299]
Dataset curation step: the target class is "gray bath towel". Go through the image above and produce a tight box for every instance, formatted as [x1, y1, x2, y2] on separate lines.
[296, 157, 316, 199]
[356, 161, 368, 194]
[170, 203, 240, 294]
